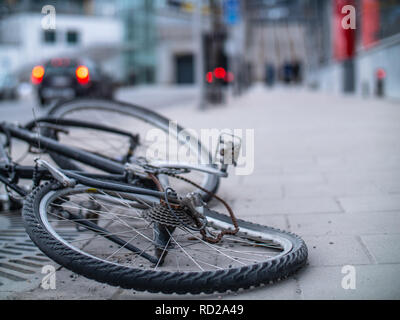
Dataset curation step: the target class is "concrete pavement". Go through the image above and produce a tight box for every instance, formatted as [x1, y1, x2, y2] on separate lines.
[1, 84, 400, 299]
[0, 84, 197, 123]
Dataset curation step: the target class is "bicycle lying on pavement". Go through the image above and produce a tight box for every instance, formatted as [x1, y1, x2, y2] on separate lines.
[0, 98, 307, 294]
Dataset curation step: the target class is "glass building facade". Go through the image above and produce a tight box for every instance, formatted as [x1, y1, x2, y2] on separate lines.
[117, 0, 157, 84]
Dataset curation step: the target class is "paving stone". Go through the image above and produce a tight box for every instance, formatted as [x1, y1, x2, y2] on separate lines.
[315, 155, 347, 169]
[361, 234, 400, 264]
[247, 173, 326, 187]
[218, 183, 283, 201]
[375, 180, 400, 194]
[325, 171, 400, 186]
[302, 235, 372, 267]
[233, 197, 342, 215]
[283, 181, 381, 198]
[8, 269, 119, 300]
[298, 264, 400, 299]
[338, 195, 400, 213]
[288, 212, 400, 236]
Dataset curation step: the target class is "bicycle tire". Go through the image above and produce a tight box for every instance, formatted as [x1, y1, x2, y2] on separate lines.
[23, 182, 308, 294]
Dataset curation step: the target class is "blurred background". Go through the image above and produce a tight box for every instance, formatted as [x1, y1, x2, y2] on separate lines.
[1, 1, 400, 300]
[0, 0, 399, 111]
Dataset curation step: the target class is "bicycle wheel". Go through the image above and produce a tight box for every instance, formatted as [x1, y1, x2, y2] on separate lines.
[23, 182, 308, 294]
[45, 98, 219, 201]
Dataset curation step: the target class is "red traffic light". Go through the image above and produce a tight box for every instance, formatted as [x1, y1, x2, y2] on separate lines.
[206, 71, 213, 83]
[214, 67, 226, 79]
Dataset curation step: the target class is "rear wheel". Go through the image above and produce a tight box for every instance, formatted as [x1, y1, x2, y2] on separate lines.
[23, 182, 308, 294]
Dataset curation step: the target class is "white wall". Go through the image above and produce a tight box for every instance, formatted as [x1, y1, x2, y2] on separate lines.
[0, 46, 20, 74]
[157, 40, 194, 84]
[307, 36, 400, 101]
[355, 36, 400, 100]
[0, 13, 123, 74]
[156, 23, 194, 84]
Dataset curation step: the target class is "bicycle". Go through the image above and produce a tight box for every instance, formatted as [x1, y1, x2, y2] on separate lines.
[0, 98, 307, 294]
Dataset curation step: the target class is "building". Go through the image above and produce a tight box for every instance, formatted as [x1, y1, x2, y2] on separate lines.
[117, 0, 212, 85]
[243, 0, 308, 83]
[303, 0, 400, 100]
[0, 0, 123, 80]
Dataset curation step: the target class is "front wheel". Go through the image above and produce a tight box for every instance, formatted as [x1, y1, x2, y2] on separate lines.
[23, 182, 308, 294]
[45, 98, 219, 202]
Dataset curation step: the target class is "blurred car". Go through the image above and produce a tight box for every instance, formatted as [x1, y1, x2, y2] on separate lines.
[31, 58, 115, 106]
[0, 72, 18, 100]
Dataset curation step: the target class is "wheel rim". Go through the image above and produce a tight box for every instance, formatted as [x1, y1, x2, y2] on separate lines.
[39, 186, 293, 273]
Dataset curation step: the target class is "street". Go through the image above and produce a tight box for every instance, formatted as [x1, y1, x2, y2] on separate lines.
[0, 85, 197, 123]
[1, 84, 399, 299]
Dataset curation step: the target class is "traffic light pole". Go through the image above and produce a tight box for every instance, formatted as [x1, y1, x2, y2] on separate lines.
[193, 1, 206, 110]
[208, 0, 224, 104]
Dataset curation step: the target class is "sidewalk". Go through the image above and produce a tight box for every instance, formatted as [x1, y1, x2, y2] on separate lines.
[2, 85, 400, 299]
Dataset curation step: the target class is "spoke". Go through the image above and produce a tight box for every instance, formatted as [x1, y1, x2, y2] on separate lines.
[166, 228, 204, 271]
[85, 193, 145, 232]
[47, 210, 133, 236]
[95, 190, 137, 211]
[177, 227, 247, 266]
[85, 200, 154, 243]
[180, 233, 273, 261]
[50, 194, 157, 249]
[194, 258, 224, 270]
[130, 242, 155, 267]
[48, 209, 141, 224]
[50, 202, 146, 221]
[105, 233, 141, 261]
[67, 229, 149, 243]
[47, 205, 154, 247]
[113, 191, 153, 209]
[154, 236, 172, 270]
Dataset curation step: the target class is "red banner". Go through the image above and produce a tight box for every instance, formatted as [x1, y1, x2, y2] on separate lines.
[361, 0, 380, 48]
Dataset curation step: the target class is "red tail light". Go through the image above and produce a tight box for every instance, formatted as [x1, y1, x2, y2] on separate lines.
[31, 65, 45, 84]
[76, 65, 90, 85]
